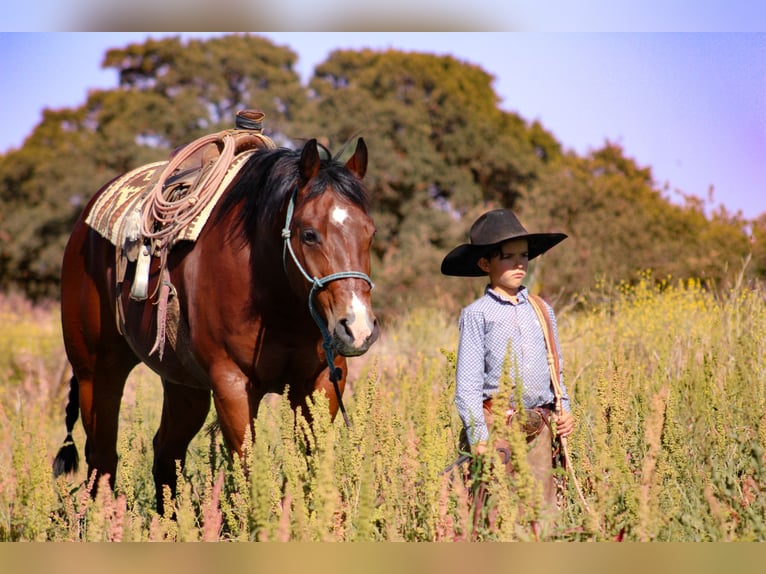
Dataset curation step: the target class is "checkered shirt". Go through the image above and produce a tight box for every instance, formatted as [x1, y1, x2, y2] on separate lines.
[455, 285, 571, 445]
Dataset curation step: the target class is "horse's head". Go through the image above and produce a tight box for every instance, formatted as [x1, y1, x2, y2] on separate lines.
[284, 138, 380, 357]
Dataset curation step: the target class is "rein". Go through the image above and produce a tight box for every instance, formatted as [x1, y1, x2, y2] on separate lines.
[281, 186, 374, 429]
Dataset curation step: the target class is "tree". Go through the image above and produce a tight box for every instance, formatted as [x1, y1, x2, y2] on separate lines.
[0, 35, 760, 311]
[0, 34, 304, 299]
[523, 142, 753, 300]
[296, 49, 556, 314]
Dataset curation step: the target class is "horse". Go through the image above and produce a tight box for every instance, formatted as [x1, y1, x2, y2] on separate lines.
[53, 137, 379, 513]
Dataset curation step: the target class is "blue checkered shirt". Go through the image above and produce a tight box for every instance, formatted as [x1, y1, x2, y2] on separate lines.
[455, 285, 571, 444]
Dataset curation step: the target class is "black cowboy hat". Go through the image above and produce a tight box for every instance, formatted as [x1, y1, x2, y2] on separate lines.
[440, 209, 567, 277]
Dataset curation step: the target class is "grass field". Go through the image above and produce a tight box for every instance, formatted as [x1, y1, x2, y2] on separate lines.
[1, 273, 764, 541]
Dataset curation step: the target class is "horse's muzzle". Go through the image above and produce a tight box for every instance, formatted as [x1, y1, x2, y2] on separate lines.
[333, 312, 380, 357]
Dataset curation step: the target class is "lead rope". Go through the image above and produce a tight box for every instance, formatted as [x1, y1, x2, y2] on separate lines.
[281, 186, 374, 429]
[528, 294, 593, 517]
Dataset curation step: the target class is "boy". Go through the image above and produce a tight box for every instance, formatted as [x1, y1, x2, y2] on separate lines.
[441, 208, 574, 507]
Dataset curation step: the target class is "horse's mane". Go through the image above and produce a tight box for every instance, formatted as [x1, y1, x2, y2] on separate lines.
[217, 145, 371, 242]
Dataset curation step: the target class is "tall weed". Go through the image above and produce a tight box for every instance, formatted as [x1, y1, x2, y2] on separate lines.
[0, 278, 764, 541]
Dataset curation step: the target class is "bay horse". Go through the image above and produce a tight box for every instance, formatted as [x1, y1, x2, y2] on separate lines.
[53, 138, 379, 513]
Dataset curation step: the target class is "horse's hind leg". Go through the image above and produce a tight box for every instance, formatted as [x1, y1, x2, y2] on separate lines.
[152, 379, 211, 515]
[60, 221, 138, 494]
[75, 348, 137, 494]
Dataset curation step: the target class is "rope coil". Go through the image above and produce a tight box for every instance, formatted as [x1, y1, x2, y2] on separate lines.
[141, 133, 237, 244]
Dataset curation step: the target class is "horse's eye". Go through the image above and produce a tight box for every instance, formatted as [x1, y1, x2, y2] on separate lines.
[301, 229, 320, 245]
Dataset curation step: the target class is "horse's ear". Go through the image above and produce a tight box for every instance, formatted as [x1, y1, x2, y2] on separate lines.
[345, 137, 367, 180]
[299, 138, 321, 186]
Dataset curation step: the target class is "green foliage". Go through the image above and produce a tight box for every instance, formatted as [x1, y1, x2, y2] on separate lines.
[0, 34, 304, 299]
[1, 32, 764, 538]
[299, 48, 554, 315]
[522, 145, 754, 303]
[102, 34, 304, 142]
[0, 34, 760, 310]
[2, 277, 765, 541]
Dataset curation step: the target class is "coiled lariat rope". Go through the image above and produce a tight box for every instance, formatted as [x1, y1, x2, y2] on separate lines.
[136, 132, 239, 358]
[136, 126, 274, 358]
[281, 185, 374, 429]
[528, 294, 594, 517]
[141, 132, 238, 246]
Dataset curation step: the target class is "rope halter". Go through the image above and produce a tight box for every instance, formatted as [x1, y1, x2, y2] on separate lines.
[281, 185, 375, 427]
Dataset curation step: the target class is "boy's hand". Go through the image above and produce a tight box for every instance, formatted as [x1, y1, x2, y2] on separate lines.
[555, 411, 575, 438]
[474, 441, 489, 456]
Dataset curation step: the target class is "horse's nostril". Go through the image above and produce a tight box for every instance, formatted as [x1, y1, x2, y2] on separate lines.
[339, 318, 353, 338]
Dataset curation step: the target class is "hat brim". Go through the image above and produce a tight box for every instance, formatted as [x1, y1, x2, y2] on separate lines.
[440, 233, 567, 277]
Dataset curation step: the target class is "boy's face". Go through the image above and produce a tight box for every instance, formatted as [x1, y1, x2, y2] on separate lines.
[478, 238, 529, 299]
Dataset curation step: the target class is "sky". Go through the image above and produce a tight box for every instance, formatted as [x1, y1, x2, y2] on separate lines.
[3, 1, 766, 32]
[1, 32, 765, 220]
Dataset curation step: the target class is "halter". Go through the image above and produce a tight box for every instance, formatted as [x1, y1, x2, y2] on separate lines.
[281, 185, 374, 428]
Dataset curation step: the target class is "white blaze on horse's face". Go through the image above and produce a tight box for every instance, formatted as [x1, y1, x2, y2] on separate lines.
[326, 202, 377, 355]
[331, 205, 349, 226]
[292, 191, 379, 357]
[343, 291, 376, 348]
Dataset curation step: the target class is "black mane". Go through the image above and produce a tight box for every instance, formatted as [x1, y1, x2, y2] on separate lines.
[217, 145, 370, 242]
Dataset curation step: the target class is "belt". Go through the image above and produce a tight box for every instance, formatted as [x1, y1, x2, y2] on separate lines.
[483, 398, 555, 413]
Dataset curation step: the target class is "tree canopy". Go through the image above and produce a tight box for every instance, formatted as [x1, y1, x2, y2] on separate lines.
[1, 34, 761, 315]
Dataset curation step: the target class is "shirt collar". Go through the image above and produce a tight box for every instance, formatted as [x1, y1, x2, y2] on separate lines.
[485, 284, 529, 304]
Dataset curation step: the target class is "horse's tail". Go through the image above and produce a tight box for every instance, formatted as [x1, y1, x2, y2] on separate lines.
[52, 374, 80, 477]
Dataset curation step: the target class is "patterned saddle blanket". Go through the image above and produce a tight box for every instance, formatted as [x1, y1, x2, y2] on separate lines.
[84, 152, 253, 252]
[83, 110, 276, 356]
[85, 109, 275, 255]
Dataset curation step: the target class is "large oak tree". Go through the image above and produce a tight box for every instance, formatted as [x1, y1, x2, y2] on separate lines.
[0, 34, 759, 314]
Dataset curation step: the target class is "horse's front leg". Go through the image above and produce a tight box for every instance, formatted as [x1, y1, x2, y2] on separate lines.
[288, 355, 348, 425]
[209, 361, 262, 456]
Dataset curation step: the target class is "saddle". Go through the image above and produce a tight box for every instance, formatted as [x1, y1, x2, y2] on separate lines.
[103, 109, 276, 359]
[162, 109, 271, 196]
[124, 109, 276, 297]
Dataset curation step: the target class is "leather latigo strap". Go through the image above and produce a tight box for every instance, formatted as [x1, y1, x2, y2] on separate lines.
[528, 294, 563, 416]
